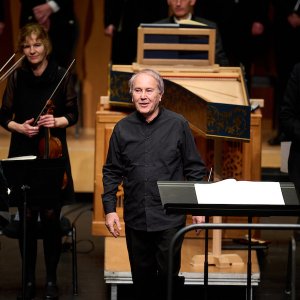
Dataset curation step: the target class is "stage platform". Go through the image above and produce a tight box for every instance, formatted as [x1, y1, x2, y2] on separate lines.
[104, 237, 260, 300]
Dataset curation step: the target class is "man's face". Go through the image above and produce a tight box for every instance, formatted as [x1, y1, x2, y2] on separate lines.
[131, 73, 162, 122]
[167, 0, 195, 19]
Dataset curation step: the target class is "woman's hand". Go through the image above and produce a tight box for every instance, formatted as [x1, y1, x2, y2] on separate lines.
[8, 118, 39, 137]
[37, 114, 56, 128]
[37, 115, 69, 128]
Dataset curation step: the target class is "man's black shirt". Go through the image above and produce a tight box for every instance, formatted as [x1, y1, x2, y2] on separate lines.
[102, 107, 206, 231]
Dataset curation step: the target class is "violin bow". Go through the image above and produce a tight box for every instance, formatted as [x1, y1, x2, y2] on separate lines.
[0, 53, 15, 73]
[33, 59, 76, 126]
[0, 54, 25, 83]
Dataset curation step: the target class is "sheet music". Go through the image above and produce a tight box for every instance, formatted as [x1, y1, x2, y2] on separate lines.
[194, 179, 285, 205]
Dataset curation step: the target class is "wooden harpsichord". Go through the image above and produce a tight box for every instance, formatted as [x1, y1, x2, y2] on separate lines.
[109, 64, 250, 141]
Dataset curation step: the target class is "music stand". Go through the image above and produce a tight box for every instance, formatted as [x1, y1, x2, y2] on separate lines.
[0, 157, 65, 300]
[158, 180, 300, 300]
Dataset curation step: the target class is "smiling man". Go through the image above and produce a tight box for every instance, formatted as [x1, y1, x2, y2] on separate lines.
[102, 69, 206, 300]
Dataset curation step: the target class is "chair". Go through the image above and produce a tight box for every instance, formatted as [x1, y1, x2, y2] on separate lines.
[1, 213, 78, 296]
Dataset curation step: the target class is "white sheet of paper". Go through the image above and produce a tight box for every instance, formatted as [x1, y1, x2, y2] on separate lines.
[194, 179, 285, 205]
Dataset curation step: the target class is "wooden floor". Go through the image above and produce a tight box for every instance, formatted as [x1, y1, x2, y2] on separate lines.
[104, 237, 260, 286]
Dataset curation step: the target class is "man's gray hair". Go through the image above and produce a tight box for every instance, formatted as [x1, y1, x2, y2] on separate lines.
[128, 69, 164, 95]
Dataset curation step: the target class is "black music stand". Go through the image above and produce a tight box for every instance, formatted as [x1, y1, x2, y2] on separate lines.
[157, 181, 300, 300]
[0, 157, 65, 300]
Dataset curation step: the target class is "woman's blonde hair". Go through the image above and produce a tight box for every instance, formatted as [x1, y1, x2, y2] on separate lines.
[17, 23, 52, 56]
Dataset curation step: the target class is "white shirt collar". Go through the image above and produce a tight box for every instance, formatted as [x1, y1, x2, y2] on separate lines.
[173, 13, 192, 24]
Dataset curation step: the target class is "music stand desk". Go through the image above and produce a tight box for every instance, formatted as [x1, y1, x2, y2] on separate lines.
[157, 181, 300, 300]
[158, 181, 300, 217]
[1, 157, 65, 300]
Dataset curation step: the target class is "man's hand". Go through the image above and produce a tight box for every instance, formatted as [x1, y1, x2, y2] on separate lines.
[104, 24, 115, 37]
[192, 215, 205, 235]
[33, 4, 53, 30]
[105, 212, 122, 238]
[0, 22, 5, 35]
[288, 13, 300, 28]
[251, 22, 264, 36]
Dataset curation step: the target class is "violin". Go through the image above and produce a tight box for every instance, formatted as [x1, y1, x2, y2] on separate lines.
[38, 99, 62, 158]
[37, 99, 68, 189]
[34, 59, 75, 189]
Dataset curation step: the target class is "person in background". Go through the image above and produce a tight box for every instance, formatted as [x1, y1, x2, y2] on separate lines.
[280, 62, 300, 237]
[104, 0, 168, 65]
[155, 0, 229, 66]
[269, 0, 300, 145]
[19, 0, 78, 69]
[195, 0, 269, 90]
[0, 23, 78, 300]
[102, 68, 206, 300]
[0, 0, 5, 35]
